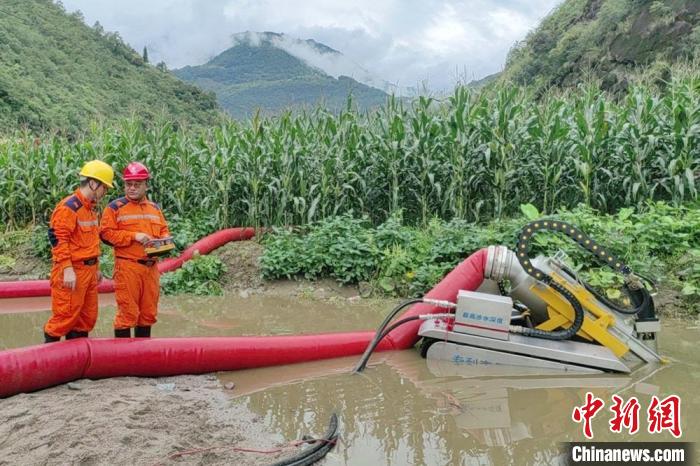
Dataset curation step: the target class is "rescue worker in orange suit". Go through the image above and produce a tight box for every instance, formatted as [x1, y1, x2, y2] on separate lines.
[44, 160, 114, 343]
[100, 162, 170, 338]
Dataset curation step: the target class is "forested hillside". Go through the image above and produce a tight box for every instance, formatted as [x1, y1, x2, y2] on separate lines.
[0, 0, 221, 133]
[502, 0, 700, 93]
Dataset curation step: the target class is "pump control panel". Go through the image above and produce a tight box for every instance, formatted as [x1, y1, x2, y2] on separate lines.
[454, 290, 513, 341]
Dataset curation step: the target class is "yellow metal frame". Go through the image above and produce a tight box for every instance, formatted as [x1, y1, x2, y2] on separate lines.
[528, 272, 629, 357]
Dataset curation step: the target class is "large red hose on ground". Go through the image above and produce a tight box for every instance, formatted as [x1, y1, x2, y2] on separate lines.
[0, 228, 256, 298]
[0, 333, 392, 398]
[0, 242, 487, 398]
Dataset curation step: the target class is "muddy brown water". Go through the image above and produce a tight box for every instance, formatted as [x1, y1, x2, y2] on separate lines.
[1, 295, 698, 465]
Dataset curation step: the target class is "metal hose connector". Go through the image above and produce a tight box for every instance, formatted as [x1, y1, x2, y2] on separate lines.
[484, 245, 585, 341]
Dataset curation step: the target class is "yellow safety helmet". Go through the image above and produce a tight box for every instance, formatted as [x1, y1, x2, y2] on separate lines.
[79, 160, 114, 188]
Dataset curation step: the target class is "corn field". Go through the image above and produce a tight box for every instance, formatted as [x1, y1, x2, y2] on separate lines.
[1, 76, 699, 230]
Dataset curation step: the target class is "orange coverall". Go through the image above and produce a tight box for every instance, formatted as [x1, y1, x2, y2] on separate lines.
[45, 189, 100, 337]
[99, 196, 170, 330]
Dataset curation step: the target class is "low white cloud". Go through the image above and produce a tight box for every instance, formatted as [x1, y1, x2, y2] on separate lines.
[59, 0, 562, 92]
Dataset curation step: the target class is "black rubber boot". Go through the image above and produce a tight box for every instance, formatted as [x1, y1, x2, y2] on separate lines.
[44, 332, 60, 343]
[114, 328, 131, 338]
[66, 331, 89, 339]
[134, 326, 151, 338]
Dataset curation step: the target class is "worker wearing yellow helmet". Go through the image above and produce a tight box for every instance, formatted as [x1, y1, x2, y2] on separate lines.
[44, 160, 114, 342]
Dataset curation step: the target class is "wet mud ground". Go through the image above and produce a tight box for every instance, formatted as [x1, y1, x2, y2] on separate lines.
[0, 240, 698, 465]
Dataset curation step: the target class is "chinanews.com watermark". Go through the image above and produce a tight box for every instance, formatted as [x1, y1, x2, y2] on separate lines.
[565, 442, 693, 465]
[561, 392, 695, 465]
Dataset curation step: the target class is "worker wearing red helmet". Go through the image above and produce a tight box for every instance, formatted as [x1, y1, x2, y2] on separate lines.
[99, 162, 170, 338]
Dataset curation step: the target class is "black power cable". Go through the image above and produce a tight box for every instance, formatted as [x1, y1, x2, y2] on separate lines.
[352, 298, 424, 373]
[355, 313, 443, 373]
[270, 413, 339, 466]
[377, 316, 422, 341]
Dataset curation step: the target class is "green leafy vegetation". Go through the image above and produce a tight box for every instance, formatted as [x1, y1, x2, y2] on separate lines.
[259, 212, 523, 296]
[2, 73, 698, 230]
[0, 226, 49, 278]
[259, 214, 378, 284]
[0, 229, 30, 271]
[174, 33, 388, 118]
[261, 203, 700, 313]
[502, 0, 700, 94]
[0, 228, 34, 256]
[160, 254, 227, 295]
[166, 213, 219, 251]
[678, 250, 700, 297]
[0, 0, 220, 134]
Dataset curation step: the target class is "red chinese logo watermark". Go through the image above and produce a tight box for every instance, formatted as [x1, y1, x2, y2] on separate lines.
[609, 394, 640, 435]
[572, 392, 605, 439]
[648, 394, 682, 438]
[572, 392, 681, 439]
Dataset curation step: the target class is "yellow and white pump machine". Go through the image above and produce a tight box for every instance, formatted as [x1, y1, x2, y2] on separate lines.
[418, 221, 662, 373]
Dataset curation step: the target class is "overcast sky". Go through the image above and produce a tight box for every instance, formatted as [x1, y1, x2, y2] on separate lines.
[60, 0, 562, 92]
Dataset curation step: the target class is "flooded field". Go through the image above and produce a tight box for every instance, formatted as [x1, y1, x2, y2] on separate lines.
[0, 292, 392, 349]
[226, 319, 699, 465]
[0, 294, 698, 465]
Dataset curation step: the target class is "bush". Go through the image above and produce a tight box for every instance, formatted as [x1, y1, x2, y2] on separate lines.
[260, 203, 700, 312]
[160, 254, 227, 295]
[31, 224, 52, 260]
[261, 214, 378, 283]
[168, 213, 219, 250]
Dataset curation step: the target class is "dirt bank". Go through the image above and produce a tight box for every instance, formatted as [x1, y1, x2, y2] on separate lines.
[0, 375, 325, 466]
[1, 237, 363, 301]
[212, 239, 363, 301]
[0, 230, 48, 281]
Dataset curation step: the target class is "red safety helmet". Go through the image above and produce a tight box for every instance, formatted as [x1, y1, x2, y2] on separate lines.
[123, 162, 150, 181]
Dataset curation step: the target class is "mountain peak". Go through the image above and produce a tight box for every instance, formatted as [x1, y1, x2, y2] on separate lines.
[174, 32, 388, 118]
[224, 31, 400, 95]
[231, 31, 342, 56]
